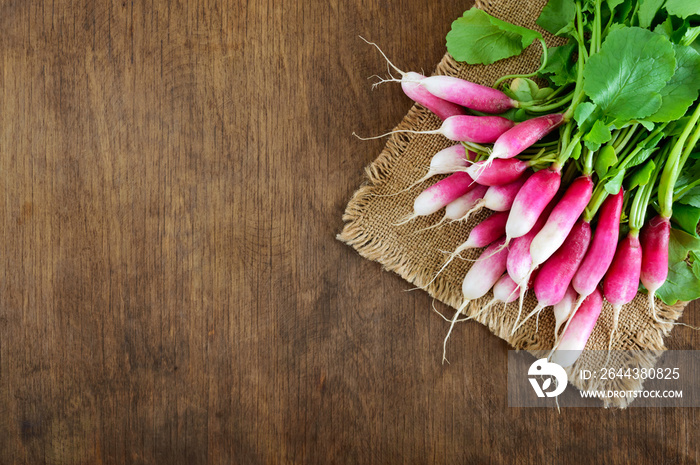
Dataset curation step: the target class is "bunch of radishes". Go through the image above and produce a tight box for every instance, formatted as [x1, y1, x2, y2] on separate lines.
[359, 0, 700, 367]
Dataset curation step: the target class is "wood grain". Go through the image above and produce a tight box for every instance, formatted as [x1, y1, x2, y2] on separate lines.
[0, 1, 697, 463]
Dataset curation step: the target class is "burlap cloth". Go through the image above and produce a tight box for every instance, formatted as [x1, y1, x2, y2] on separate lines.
[338, 0, 688, 407]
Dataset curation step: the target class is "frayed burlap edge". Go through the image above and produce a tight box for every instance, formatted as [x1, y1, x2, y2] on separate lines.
[338, 0, 689, 408]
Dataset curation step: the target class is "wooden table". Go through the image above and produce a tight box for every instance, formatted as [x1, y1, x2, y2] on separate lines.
[0, 1, 698, 463]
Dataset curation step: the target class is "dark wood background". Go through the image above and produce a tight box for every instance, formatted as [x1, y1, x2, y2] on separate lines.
[0, 1, 698, 463]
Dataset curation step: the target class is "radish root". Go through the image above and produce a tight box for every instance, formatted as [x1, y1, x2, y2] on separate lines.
[413, 215, 449, 234]
[604, 304, 622, 368]
[512, 302, 545, 335]
[353, 129, 441, 141]
[393, 212, 419, 226]
[443, 300, 470, 364]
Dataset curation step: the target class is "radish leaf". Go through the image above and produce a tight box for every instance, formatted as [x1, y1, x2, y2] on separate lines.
[672, 204, 700, 236]
[657, 262, 700, 305]
[584, 120, 613, 151]
[583, 27, 676, 121]
[537, 0, 577, 35]
[604, 168, 626, 194]
[595, 145, 618, 178]
[638, 0, 666, 29]
[628, 159, 656, 189]
[678, 186, 700, 208]
[649, 44, 700, 123]
[665, 0, 700, 19]
[540, 42, 578, 86]
[447, 9, 542, 65]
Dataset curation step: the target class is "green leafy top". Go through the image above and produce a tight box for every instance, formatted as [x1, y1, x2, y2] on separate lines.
[583, 27, 676, 122]
[446, 9, 543, 65]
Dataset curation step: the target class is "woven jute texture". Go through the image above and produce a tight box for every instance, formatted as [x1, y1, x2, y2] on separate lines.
[338, 0, 687, 407]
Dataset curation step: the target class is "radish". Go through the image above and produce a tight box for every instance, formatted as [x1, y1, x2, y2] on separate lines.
[535, 220, 591, 309]
[572, 189, 624, 298]
[417, 184, 488, 233]
[507, 202, 555, 286]
[418, 75, 517, 114]
[550, 288, 603, 368]
[443, 237, 509, 363]
[395, 172, 474, 225]
[603, 232, 643, 355]
[377, 145, 476, 198]
[528, 176, 594, 270]
[515, 220, 592, 333]
[360, 37, 467, 120]
[445, 184, 489, 220]
[427, 211, 509, 286]
[354, 114, 515, 144]
[553, 285, 578, 343]
[470, 274, 520, 322]
[487, 114, 565, 163]
[514, 177, 594, 333]
[466, 158, 530, 186]
[505, 168, 562, 242]
[462, 172, 531, 220]
[507, 199, 557, 328]
[402, 72, 468, 120]
[640, 215, 670, 321]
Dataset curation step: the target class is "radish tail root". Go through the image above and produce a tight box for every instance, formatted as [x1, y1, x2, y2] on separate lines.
[420, 241, 473, 289]
[604, 305, 621, 368]
[512, 303, 545, 335]
[393, 212, 419, 226]
[432, 300, 469, 324]
[512, 268, 535, 333]
[443, 300, 470, 364]
[413, 215, 449, 234]
[371, 171, 437, 198]
[647, 292, 666, 324]
[646, 293, 700, 329]
[358, 36, 406, 77]
[555, 294, 585, 348]
[353, 129, 441, 141]
[469, 297, 496, 322]
[457, 202, 485, 223]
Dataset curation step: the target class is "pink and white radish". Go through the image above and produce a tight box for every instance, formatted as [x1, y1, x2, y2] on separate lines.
[402, 72, 468, 120]
[416, 184, 488, 233]
[572, 189, 624, 299]
[505, 168, 562, 243]
[466, 158, 531, 186]
[360, 37, 467, 120]
[417, 75, 518, 114]
[555, 190, 623, 347]
[487, 114, 565, 163]
[507, 203, 554, 286]
[470, 274, 521, 322]
[395, 171, 474, 225]
[515, 219, 592, 333]
[427, 211, 509, 286]
[355, 114, 515, 144]
[377, 145, 475, 198]
[640, 215, 670, 321]
[528, 176, 594, 270]
[550, 287, 603, 368]
[603, 232, 643, 354]
[443, 237, 509, 363]
[552, 285, 578, 343]
[462, 172, 531, 221]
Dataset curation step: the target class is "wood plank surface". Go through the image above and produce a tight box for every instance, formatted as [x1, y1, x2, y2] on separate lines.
[0, 1, 698, 463]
